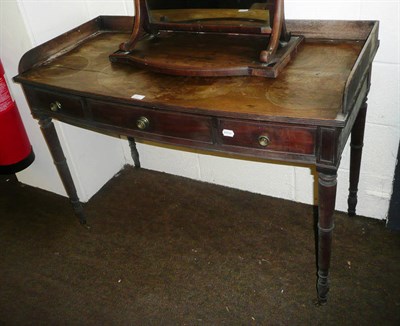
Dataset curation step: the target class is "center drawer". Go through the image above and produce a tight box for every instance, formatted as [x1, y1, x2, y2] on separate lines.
[88, 99, 213, 143]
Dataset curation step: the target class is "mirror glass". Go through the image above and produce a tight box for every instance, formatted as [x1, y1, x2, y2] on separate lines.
[146, 1, 270, 28]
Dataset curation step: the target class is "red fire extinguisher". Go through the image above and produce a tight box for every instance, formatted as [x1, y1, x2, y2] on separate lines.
[0, 59, 34, 174]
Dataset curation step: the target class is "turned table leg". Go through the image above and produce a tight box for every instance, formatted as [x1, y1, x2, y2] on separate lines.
[128, 136, 141, 168]
[348, 100, 368, 216]
[316, 171, 337, 304]
[38, 117, 86, 224]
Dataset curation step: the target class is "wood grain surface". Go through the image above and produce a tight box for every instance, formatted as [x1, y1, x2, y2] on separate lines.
[18, 32, 362, 125]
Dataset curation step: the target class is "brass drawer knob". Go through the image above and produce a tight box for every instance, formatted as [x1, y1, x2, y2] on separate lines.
[136, 116, 150, 130]
[258, 135, 270, 147]
[50, 101, 62, 112]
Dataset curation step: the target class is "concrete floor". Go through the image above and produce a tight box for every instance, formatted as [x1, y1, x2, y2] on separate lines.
[0, 166, 399, 325]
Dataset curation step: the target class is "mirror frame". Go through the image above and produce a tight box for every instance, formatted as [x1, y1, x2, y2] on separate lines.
[146, 1, 273, 35]
[109, 0, 303, 78]
[120, 0, 289, 63]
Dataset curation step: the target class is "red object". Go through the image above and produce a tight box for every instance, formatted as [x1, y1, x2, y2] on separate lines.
[0, 59, 34, 174]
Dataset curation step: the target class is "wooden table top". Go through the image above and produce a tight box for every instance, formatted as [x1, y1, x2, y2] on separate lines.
[18, 31, 363, 126]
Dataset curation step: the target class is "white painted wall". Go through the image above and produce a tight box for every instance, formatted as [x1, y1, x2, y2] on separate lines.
[1, 0, 133, 200]
[1, 0, 398, 220]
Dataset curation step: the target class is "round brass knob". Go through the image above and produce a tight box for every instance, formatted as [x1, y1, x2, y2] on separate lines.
[50, 101, 62, 112]
[136, 116, 150, 130]
[258, 135, 270, 147]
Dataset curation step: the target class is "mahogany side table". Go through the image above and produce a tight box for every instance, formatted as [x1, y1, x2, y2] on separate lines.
[14, 16, 379, 304]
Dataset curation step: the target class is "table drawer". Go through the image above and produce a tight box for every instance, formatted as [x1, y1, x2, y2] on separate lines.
[89, 100, 213, 143]
[218, 119, 316, 155]
[24, 88, 84, 118]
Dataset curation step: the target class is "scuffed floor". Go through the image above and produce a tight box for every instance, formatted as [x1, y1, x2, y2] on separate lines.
[0, 166, 399, 325]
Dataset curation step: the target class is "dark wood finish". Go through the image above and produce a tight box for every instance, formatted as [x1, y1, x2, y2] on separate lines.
[119, 0, 149, 52]
[286, 20, 377, 41]
[145, 1, 273, 34]
[259, 0, 284, 63]
[38, 116, 86, 225]
[217, 119, 316, 155]
[24, 87, 85, 119]
[89, 99, 213, 143]
[316, 171, 337, 305]
[110, 33, 304, 78]
[348, 100, 368, 216]
[111, 0, 300, 77]
[128, 136, 141, 168]
[14, 16, 379, 304]
[317, 127, 340, 168]
[17, 32, 367, 124]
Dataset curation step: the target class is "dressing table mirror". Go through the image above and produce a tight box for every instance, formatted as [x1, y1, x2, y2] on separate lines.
[109, 0, 303, 77]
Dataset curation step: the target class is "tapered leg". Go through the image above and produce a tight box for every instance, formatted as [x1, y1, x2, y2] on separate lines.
[317, 171, 337, 305]
[39, 117, 86, 224]
[348, 100, 367, 216]
[128, 136, 141, 168]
